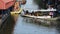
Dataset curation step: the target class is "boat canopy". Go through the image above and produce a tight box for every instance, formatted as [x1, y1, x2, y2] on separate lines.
[32, 9, 57, 12]
[0, 0, 16, 10]
[24, 9, 57, 12]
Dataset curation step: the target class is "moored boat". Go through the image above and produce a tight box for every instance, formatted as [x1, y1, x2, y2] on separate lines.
[21, 9, 59, 21]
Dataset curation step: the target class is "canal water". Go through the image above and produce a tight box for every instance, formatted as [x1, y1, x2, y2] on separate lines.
[0, 0, 60, 34]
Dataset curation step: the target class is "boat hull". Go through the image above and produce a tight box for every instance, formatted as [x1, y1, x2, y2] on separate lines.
[21, 15, 58, 21]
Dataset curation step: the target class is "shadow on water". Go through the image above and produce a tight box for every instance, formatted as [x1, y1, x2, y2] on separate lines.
[0, 14, 16, 34]
[55, 21, 60, 34]
[22, 17, 57, 27]
[21, 17, 60, 34]
[22, 17, 41, 25]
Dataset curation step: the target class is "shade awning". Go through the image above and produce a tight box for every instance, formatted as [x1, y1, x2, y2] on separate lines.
[0, 0, 16, 10]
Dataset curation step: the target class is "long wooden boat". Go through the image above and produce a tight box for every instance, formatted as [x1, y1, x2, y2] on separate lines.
[21, 9, 59, 21]
[21, 15, 59, 21]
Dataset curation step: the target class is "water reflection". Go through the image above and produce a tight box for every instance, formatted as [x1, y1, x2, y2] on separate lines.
[13, 16, 57, 34]
[56, 21, 60, 34]
[0, 15, 60, 34]
[22, 17, 57, 26]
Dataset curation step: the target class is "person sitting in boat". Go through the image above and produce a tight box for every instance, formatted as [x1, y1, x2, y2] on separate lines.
[31, 11, 34, 15]
[25, 10, 29, 15]
[22, 9, 31, 15]
[49, 11, 54, 18]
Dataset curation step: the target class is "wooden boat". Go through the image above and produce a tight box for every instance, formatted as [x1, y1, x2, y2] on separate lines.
[21, 9, 59, 21]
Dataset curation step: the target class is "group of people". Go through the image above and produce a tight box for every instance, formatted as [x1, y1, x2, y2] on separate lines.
[23, 10, 34, 15]
[22, 9, 56, 18]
